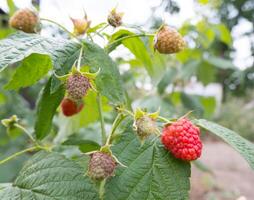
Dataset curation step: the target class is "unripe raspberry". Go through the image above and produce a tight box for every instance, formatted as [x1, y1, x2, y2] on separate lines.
[154, 25, 185, 54]
[61, 98, 83, 117]
[66, 73, 91, 100]
[88, 152, 116, 181]
[107, 8, 123, 27]
[161, 118, 202, 161]
[9, 8, 39, 33]
[71, 17, 91, 35]
[135, 115, 157, 140]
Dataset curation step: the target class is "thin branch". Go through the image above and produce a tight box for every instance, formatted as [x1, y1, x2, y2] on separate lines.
[97, 93, 107, 144]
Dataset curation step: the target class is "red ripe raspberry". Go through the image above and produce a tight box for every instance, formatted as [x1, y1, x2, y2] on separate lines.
[161, 118, 202, 161]
[88, 152, 116, 181]
[66, 74, 91, 100]
[60, 98, 83, 117]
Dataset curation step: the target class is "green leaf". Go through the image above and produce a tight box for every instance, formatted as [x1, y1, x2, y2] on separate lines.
[34, 78, 65, 140]
[213, 24, 232, 45]
[0, 151, 99, 199]
[0, 32, 125, 104]
[157, 67, 177, 94]
[0, 28, 14, 39]
[81, 41, 125, 104]
[87, 22, 107, 34]
[195, 119, 254, 169]
[198, 0, 209, 4]
[180, 92, 204, 117]
[197, 61, 216, 85]
[179, 60, 200, 80]
[63, 138, 100, 153]
[0, 32, 81, 72]
[4, 53, 52, 90]
[199, 96, 216, 118]
[205, 56, 235, 69]
[105, 122, 190, 200]
[7, 0, 16, 15]
[78, 91, 111, 127]
[108, 30, 154, 77]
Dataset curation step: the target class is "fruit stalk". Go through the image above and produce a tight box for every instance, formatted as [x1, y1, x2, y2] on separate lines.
[77, 46, 84, 71]
[106, 33, 155, 53]
[0, 145, 48, 165]
[40, 18, 78, 39]
[97, 93, 107, 144]
[106, 113, 126, 145]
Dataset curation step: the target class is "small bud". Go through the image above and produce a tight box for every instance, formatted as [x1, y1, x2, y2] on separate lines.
[133, 108, 159, 142]
[71, 14, 91, 35]
[107, 8, 124, 28]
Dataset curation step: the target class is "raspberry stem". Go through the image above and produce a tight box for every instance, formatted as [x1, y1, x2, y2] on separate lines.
[40, 18, 79, 40]
[157, 116, 172, 123]
[0, 145, 49, 166]
[77, 46, 84, 71]
[14, 123, 37, 143]
[106, 113, 126, 145]
[105, 33, 155, 53]
[97, 93, 107, 144]
[116, 107, 134, 117]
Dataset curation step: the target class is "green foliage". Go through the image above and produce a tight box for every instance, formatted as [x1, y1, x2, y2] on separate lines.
[105, 124, 191, 200]
[0, 4, 253, 200]
[81, 41, 125, 104]
[34, 78, 65, 140]
[78, 91, 111, 127]
[0, 151, 99, 199]
[0, 32, 81, 72]
[7, 0, 16, 16]
[63, 138, 100, 153]
[109, 30, 153, 76]
[215, 93, 254, 141]
[4, 54, 52, 90]
[195, 119, 254, 169]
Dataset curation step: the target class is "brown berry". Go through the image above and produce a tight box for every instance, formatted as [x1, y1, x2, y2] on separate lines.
[9, 8, 39, 33]
[154, 25, 185, 54]
[107, 8, 123, 27]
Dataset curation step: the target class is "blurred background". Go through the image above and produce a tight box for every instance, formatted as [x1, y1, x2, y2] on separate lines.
[0, 0, 253, 199]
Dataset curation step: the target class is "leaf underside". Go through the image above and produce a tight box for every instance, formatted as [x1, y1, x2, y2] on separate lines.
[195, 119, 254, 169]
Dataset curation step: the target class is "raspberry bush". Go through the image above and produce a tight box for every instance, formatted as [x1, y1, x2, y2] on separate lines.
[0, 4, 254, 200]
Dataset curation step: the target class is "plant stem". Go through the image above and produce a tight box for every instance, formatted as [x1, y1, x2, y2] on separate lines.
[40, 18, 78, 39]
[97, 24, 109, 34]
[97, 93, 107, 144]
[77, 46, 84, 71]
[117, 107, 134, 117]
[14, 124, 36, 143]
[105, 33, 155, 52]
[106, 114, 125, 145]
[99, 179, 106, 200]
[0, 146, 38, 165]
[157, 116, 171, 123]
